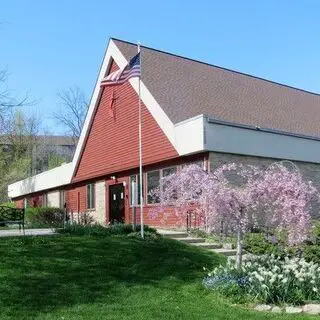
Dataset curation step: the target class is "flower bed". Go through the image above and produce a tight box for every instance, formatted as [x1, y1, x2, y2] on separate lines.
[204, 254, 320, 305]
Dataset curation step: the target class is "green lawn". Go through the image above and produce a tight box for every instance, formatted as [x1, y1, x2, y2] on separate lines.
[0, 234, 317, 319]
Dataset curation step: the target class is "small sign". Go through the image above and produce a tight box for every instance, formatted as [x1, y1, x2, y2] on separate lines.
[121, 192, 124, 199]
[113, 194, 116, 200]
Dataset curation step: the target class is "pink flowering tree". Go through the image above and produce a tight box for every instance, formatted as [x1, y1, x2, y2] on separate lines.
[150, 162, 317, 270]
[207, 163, 259, 269]
[149, 165, 210, 227]
[250, 162, 317, 245]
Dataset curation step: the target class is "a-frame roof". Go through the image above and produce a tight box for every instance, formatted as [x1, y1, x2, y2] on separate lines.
[114, 38, 320, 138]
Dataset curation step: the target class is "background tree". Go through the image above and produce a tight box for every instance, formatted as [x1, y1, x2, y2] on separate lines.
[0, 110, 41, 202]
[54, 86, 88, 142]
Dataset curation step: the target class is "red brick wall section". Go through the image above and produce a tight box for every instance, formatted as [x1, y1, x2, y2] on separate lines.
[73, 60, 178, 182]
[65, 185, 87, 213]
[128, 207, 184, 228]
[15, 199, 24, 209]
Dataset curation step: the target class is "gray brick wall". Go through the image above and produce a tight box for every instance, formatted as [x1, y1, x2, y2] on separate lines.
[209, 152, 320, 218]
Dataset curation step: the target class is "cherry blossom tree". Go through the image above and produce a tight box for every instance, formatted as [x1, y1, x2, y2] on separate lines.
[149, 165, 209, 226]
[151, 162, 317, 270]
[251, 162, 316, 245]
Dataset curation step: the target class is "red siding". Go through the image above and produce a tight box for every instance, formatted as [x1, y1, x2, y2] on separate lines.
[73, 60, 178, 182]
[66, 185, 87, 213]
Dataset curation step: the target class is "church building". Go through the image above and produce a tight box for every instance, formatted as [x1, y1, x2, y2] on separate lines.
[8, 38, 320, 226]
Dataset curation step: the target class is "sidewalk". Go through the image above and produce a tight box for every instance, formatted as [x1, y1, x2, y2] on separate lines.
[0, 228, 56, 237]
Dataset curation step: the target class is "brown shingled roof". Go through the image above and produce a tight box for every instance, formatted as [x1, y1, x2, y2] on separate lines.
[113, 38, 320, 138]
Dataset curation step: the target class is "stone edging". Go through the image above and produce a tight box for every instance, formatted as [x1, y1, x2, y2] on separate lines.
[255, 303, 320, 315]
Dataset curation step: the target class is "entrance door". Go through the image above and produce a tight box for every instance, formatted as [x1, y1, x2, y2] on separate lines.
[109, 183, 125, 223]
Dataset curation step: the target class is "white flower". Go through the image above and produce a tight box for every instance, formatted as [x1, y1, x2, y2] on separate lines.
[282, 278, 288, 284]
[313, 287, 318, 292]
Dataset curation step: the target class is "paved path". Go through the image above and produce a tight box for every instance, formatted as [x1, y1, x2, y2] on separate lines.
[0, 228, 56, 237]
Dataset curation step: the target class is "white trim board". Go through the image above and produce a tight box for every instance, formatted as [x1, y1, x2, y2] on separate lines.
[8, 163, 73, 199]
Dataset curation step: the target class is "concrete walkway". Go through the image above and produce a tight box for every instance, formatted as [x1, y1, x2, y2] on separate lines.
[0, 228, 56, 237]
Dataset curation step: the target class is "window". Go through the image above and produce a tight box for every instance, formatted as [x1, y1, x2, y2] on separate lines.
[147, 166, 177, 204]
[182, 160, 204, 169]
[130, 175, 141, 206]
[163, 167, 177, 177]
[42, 193, 48, 207]
[59, 190, 65, 209]
[87, 183, 95, 209]
[147, 171, 160, 204]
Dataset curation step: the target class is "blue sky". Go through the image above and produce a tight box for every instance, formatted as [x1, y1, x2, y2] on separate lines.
[1, 0, 320, 134]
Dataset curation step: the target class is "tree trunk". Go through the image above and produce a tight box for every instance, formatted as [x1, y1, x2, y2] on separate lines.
[236, 223, 243, 271]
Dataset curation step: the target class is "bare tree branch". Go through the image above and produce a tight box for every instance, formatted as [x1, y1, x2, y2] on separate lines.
[54, 87, 88, 142]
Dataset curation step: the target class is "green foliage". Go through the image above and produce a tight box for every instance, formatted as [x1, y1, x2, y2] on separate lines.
[213, 282, 249, 304]
[310, 221, 320, 245]
[47, 153, 67, 170]
[127, 231, 161, 241]
[302, 245, 320, 264]
[25, 207, 65, 228]
[58, 223, 158, 237]
[244, 230, 320, 265]
[244, 232, 280, 255]
[0, 202, 16, 208]
[189, 229, 208, 238]
[206, 254, 320, 305]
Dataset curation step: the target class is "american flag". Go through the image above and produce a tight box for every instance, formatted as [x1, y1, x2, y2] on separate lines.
[101, 53, 141, 87]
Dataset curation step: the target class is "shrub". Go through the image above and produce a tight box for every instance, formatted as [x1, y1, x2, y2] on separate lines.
[205, 254, 320, 305]
[58, 223, 159, 237]
[58, 223, 110, 236]
[127, 231, 160, 241]
[25, 207, 65, 228]
[310, 221, 320, 245]
[244, 232, 278, 255]
[303, 245, 320, 265]
[0, 202, 16, 208]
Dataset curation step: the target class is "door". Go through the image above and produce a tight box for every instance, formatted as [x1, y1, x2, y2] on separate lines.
[109, 183, 125, 223]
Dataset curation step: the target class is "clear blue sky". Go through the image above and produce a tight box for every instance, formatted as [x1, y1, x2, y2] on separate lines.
[1, 0, 320, 134]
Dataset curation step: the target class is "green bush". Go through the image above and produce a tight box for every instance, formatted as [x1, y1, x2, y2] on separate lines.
[25, 207, 65, 228]
[127, 231, 160, 241]
[244, 232, 279, 255]
[302, 245, 320, 264]
[0, 202, 16, 208]
[310, 221, 320, 245]
[57, 223, 159, 237]
[58, 223, 110, 236]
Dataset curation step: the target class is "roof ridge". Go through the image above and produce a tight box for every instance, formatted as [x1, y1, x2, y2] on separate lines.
[111, 37, 319, 97]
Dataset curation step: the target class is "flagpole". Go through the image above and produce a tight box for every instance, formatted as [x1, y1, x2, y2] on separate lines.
[138, 42, 144, 239]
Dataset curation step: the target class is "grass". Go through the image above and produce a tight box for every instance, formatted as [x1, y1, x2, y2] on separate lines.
[0, 234, 317, 319]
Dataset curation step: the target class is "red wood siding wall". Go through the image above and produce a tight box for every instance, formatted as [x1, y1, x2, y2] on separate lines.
[73, 60, 178, 182]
